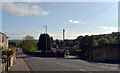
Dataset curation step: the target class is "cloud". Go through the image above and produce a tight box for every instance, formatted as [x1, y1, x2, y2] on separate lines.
[3, 31, 26, 40]
[79, 33, 103, 36]
[3, 29, 43, 40]
[69, 19, 86, 24]
[3, 2, 49, 16]
[99, 26, 118, 33]
[3, 31, 26, 35]
[34, 30, 41, 33]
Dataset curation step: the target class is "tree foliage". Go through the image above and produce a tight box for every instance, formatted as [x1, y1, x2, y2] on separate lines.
[37, 34, 52, 52]
[97, 38, 109, 45]
[80, 35, 97, 51]
[21, 35, 37, 52]
[9, 41, 17, 47]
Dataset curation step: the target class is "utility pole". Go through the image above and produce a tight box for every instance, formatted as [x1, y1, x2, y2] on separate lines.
[63, 29, 65, 42]
[63, 29, 65, 49]
[63, 29, 66, 57]
[43, 26, 47, 53]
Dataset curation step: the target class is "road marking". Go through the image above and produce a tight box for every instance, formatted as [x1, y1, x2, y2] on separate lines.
[73, 60, 118, 66]
[79, 69, 93, 73]
[57, 63, 70, 67]
[104, 64, 118, 66]
[79, 69, 86, 71]
[23, 59, 30, 73]
[101, 65, 118, 70]
[73, 60, 86, 62]
[24, 62, 30, 71]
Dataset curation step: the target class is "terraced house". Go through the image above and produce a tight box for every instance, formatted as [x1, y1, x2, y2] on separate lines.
[0, 32, 9, 50]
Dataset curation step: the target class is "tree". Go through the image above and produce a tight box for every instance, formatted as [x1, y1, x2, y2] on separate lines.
[116, 35, 120, 44]
[76, 36, 83, 49]
[56, 39, 59, 45]
[60, 40, 64, 49]
[37, 34, 52, 52]
[108, 36, 114, 43]
[89, 35, 98, 47]
[50, 37, 53, 43]
[80, 35, 98, 59]
[9, 41, 17, 47]
[97, 37, 109, 45]
[64, 40, 73, 49]
[76, 36, 83, 42]
[21, 35, 36, 52]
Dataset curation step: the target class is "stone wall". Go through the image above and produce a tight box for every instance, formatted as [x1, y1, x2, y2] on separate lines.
[2, 54, 16, 71]
[92, 44, 120, 61]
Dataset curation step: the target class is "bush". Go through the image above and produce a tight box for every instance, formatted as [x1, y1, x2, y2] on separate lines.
[7, 47, 17, 55]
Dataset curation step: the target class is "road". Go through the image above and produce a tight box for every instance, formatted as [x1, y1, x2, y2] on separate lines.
[14, 49, 119, 72]
[20, 54, 119, 71]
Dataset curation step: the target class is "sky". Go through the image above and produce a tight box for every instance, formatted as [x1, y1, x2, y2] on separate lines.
[2, 2, 118, 40]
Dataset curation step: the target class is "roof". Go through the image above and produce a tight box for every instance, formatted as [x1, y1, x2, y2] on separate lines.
[0, 32, 9, 38]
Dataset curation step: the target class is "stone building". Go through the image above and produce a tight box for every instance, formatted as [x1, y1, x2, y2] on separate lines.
[0, 32, 9, 50]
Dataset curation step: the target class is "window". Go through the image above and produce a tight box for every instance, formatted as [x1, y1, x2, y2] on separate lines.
[2, 36, 4, 43]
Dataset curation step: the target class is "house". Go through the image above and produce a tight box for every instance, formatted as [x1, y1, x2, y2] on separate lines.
[0, 32, 9, 50]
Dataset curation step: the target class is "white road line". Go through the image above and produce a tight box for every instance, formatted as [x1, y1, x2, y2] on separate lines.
[73, 60, 118, 66]
[57, 63, 70, 67]
[79, 69, 86, 71]
[23, 59, 30, 72]
[26, 65, 30, 71]
[104, 64, 118, 66]
[73, 60, 86, 62]
[101, 65, 118, 70]
[79, 69, 93, 73]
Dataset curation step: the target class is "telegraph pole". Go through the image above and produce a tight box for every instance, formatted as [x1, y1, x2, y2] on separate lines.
[43, 26, 47, 53]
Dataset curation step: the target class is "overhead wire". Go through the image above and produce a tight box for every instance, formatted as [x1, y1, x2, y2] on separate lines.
[81, 2, 117, 21]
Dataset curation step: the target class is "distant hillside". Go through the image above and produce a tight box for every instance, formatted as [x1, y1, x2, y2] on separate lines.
[94, 32, 120, 43]
[9, 39, 38, 42]
[9, 40, 22, 42]
[63, 32, 120, 49]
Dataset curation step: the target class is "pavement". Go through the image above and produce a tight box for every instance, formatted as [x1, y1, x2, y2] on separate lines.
[0, 59, 2, 73]
[9, 51, 29, 71]
[9, 50, 119, 72]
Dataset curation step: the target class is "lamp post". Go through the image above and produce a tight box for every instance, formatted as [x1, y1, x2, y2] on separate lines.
[43, 26, 47, 53]
[63, 29, 65, 50]
[63, 29, 65, 42]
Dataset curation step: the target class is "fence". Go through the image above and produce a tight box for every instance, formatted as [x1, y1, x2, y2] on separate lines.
[2, 53, 16, 71]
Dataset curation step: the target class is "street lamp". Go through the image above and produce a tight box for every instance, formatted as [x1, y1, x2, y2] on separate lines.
[63, 29, 65, 50]
[43, 26, 47, 53]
